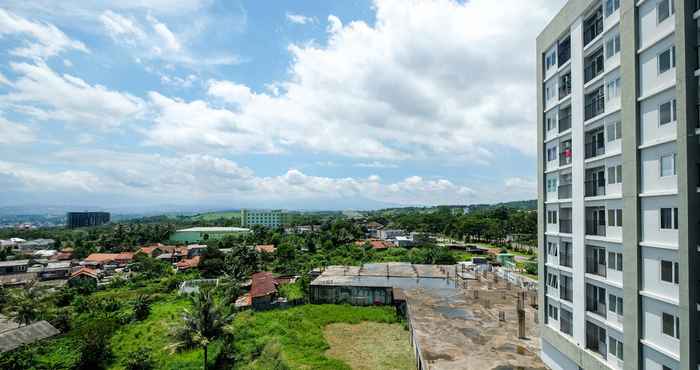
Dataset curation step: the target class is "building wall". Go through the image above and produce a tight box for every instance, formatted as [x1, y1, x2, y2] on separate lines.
[310, 285, 393, 305]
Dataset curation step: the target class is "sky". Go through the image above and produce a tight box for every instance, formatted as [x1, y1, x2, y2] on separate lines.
[0, 0, 566, 212]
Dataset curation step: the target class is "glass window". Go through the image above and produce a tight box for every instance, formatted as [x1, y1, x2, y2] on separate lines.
[659, 100, 674, 125]
[662, 312, 675, 336]
[658, 47, 674, 74]
[605, 0, 620, 17]
[661, 260, 674, 282]
[616, 209, 622, 227]
[660, 154, 676, 177]
[661, 208, 673, 229]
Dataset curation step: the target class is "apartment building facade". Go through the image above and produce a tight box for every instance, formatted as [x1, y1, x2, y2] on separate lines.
[240, 209, 285, 229]
[537, 1, 699, 370]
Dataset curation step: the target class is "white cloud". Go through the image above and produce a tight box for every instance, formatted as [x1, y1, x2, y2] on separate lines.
[0, 72, 10, 86]
[143, 0, 562, 161]
[63, 59, 73, 67]
[160, 73, 197, 88]
[0, 9, 88, 60]
[0, 116, 35, 144]
[5, 150, 476, 206]
[98, 10, 239, 67]
[286, 12, 315, 25]
[354, 161, 399, 169]
[504, 176, 537, 195]
[2, 61, 145, 129]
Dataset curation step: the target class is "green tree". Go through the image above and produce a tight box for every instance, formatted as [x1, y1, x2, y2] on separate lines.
[132, 295, 151, 321]
[174, 288, 234, 370]
[123, 348, 155, 370]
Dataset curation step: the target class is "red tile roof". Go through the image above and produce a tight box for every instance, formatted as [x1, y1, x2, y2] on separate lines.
[70, 267, 98, 279]
[250, 271, 277, 298]
[355, 239, 393, 250]
[255, 244, 276, 254]
[176, 256, 200, 270]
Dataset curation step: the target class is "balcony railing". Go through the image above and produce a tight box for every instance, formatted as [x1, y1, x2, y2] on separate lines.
[584, 59, 604, 83]
[559, 114, 571, 133]
[586, 219, 606, 236]
[560, 219, 572, 234]
[585, 141, 605, 159]
[585, 179, 606, 197]
[558, 184, 572, 199]
[585, 94, 605, 121]
[583, 11, 603, 46]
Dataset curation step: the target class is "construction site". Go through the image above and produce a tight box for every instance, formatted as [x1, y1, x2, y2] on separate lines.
[310, 263, 546, 370]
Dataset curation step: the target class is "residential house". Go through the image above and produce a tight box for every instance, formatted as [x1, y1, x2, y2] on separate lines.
[176, 256, 201, 271]
[68, 267, 99, 287]
[81, 252, 134, 269]
[0, 260, 29, 275]
[250, 271, 279, 310]
[39, 262, 72, 280]
[255, 244, 276, 254]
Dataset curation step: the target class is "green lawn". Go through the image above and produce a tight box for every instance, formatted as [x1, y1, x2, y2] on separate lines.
[233, 304, 403, 369]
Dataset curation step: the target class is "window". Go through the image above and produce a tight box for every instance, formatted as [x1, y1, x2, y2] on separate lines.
[658, 46, 676, 74]
[560, 308, 573, 335]
[545, 51, 557, 71]
[605, 34, 620, 58]
[663, 366, 672, 370]
[660, 207, 679, 229]
[657, 0, 674, 23]
[661, 260, 679, 284]
[607, 120, 622, 142]
[609, 336, 624, 360]
[560, 275, 573, 302]
[606, 78, 620, 100]
[608, 165, 622, 184]
[547, 242, 558, 256]
[547, 210, 558, 224]
[660, 153, 677, 177]
[662, 312, 680, 339]
[547, 272, 559, 288]
[609, 294, 623, 316]
[547, 178, 558, 193]
[608, 252, 623, 271]
[659, 99, 677, 125]
[605, 0, 620, 17]
[607, 209, 622, 227]
[548, 304, 559, 320]
[547, 147, 557, 162]
[546, 116, 554, 131]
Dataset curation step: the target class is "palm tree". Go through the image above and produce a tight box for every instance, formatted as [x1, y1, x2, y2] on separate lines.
[174, 288, 233, 370]
[6, 290, 40, 327]
[132, 295, 151, 321]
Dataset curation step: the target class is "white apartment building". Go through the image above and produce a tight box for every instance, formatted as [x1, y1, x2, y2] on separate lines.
[537, 1, 699, 369]
[240, 209, 285, 229]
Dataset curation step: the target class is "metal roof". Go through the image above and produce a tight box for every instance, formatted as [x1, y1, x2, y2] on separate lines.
[0, 321, 60, 353]
[0, 260, 30, 267]
[176, 227, 250, 232]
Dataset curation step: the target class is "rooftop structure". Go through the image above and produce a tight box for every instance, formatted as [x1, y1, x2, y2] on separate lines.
[0, 321, 60, 353]
[169, 227, 250, 244]
[310, 263, 544, 369]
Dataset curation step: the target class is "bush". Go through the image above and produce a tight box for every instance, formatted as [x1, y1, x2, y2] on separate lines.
[132, 295, 151, 321]
[50, 311, 72, 332]
[123, 348, 155, 370]
[75, 320, 117, 369]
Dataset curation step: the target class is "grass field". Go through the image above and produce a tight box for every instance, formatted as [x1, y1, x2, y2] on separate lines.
[233, 304, 403, 369]
[191, 211, 241, 221]
[324, 322, 413, 370]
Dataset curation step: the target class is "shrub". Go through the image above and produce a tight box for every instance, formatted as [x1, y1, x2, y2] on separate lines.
[123, 348, 155, 370]
[132, 295, 151, 321]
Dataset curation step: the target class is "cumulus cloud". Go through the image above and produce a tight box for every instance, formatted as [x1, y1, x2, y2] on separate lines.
[286, 12, 316, 25]
[0, 9, 89, 59]
[504, 177, 537, 195]
[353, 161, 399, 169]
[2, 61, 145, 129]
[0, 150, 475, 206]
[144, 0, 560, 161]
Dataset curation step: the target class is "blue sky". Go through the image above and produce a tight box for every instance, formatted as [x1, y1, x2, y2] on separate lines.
[0, 0, 565, 211]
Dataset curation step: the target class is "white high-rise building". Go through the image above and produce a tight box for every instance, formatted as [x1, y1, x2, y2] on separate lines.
[537, 1, 699, 369]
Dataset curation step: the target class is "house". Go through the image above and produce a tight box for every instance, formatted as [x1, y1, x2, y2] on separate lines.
[51, 250, 74, 261]
[255, 244, 276, 254]
[394, 236, 414, 247]
[250, 271, 278, 309]
[186, 245, 207, 258]
[176, 256, 201, 271]
[39, 262, 72, 280]
[378, 229, 405, 240]
[68, 267, 99, 286]
[0, 260, 29, 275]
[18, 239, 55, 252]
[32, 250, 58, 259]
[355, 239, 394, 250]
[136, 243, 180, 258]
[82, 252, 134, 268]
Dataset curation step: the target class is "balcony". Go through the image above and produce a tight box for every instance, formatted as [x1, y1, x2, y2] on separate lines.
[559, 142, 572, 167]
[559, 73, 572, 99]
[584, 49, 604, 83]
[585, 321, 608, 359]
[583, 8, 603, 47]
[560, 276, 573, 302]
[584, 141, 606, 159]
[585, 219, 606, 237]
[585, 246, 607, 278]
[558, 184, 572, 199]
[558, 37, 571, 67]
[559, 219, 572, 234]
[559, 107, 572, 133]
[560, 243, 573, 268]
[584, 90, 605, 121]
[585, 179, 606, 197]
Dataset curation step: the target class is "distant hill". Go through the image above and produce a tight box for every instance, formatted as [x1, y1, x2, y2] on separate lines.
[468, 199, 536, 212]
[190, 210, 242, 221]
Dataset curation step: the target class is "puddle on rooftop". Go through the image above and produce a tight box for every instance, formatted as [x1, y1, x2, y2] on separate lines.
[434, 306, 475, 320]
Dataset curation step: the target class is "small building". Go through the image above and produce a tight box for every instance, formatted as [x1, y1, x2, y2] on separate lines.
[68, 267, 99, 287]
[0, 260, 29, 275]
[394, 236, 414, 247]
[66, 211, 110, 228]
[32, 250, 58, 259]
[18, 239, 55, 252]
[39, 262, 72, 280]
[176, 256, 201, 271]
[377, 229, 405, 240]
[355, 239, 394, 250]
[250, 271, 279, 309]
[0, 321, 61, 353]
[82, 253, 134, 269]
[169, 227, 250, 244]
